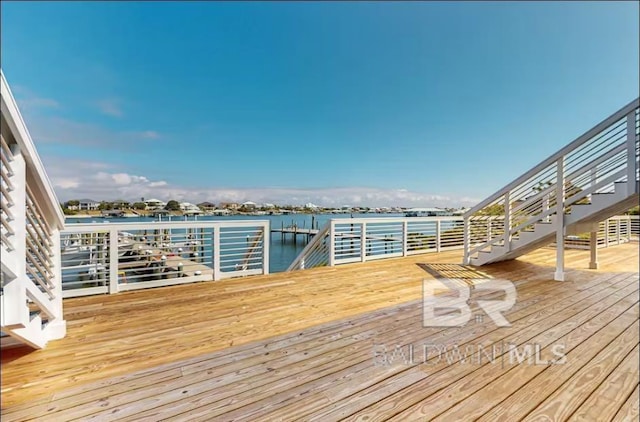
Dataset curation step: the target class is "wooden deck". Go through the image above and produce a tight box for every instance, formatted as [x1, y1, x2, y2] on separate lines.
[1, 243, 638, 420]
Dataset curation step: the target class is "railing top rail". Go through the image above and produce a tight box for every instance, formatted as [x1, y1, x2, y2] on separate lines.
[465, 98, 640, 217]
[1, 70, 65, 229]
[62, 219, 270, 232]
[329, 216, 464, 224]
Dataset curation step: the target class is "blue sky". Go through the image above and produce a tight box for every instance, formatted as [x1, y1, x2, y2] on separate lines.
[2, 2, 638, 206]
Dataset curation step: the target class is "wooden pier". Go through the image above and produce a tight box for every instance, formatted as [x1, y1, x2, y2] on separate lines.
[271, 219, 320, 244]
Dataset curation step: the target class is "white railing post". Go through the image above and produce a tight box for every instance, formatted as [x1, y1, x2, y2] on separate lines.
[589, 230, 598, 270]
[627, 110, 638, 195]
[328, 220, 335, 267]
[262, 223, 270, 275]
[360, 222, 366, 262]
[616, 218, 621, 245]
[436, 220, 441, 252]
[487, 217, 492, 243]
[213, 226, 221, 281]
[108, 229, 119, 294]
[605, 219, 610, 247]
[555, 157, 566, 281]
[462, 216, 470, 265]
[402, 220, 408, 257]
[503, 193, 511, 251]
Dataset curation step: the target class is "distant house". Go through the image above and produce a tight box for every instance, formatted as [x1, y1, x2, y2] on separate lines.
[144, 198, 166, 210]
[180, 202, 202, 215]
[220, 202, 240, 210]
[241, 201, 257, 211]
[75, 199, 100, 211]
[111, 199, 130, 209]
[197, 202, 216, 211]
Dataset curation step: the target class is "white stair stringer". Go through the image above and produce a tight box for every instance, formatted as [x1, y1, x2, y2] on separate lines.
[470, 180, 638, 266]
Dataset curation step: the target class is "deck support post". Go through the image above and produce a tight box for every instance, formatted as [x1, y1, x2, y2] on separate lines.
[462, 217, 469, 265]
[555, 157, 566, 281]
[589, 231, 599, 269]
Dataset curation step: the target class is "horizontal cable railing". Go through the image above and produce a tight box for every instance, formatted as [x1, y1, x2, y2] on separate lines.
[289, 214, 636, 272]
[1, 134, 15, 253]
[60, 220, 269, 297]
[464, 99, 640, 264]
[560, 215, 633, 249]
[288, 217, 467, 271]
[24, 185, 58, 320]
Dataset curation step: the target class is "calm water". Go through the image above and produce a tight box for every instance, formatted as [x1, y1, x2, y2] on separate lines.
[65, 213, 405, 273]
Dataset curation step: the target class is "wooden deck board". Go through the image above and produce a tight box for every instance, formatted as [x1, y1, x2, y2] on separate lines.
[1, 242, 638, 420]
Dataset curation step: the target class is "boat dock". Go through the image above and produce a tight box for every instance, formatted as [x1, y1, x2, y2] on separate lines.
[271, 219, 321, 243]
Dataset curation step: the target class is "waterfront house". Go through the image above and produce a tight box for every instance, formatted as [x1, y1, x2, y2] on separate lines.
[143, 198, 166, 210]
[180, 201, 202, 215]
[197, 201, 216, 211]
[241, 200, 257, 211]
[71, 198, 99, 211]
[220, 201, 240, 210]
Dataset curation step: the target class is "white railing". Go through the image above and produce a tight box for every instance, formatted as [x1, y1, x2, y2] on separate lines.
[1, 71, 66, 349]
[288, 216, 466, 271]
[630, 215, 639, 240]
[563, 215, 634, 249]
[464, 98, 640, 266]
[288, 214, 637, 272]
[60, 220, 269, 297]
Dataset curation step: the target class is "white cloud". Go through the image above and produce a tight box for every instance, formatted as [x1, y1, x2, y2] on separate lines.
[95, 98, 123, 117]
[43, 156, 479, 207]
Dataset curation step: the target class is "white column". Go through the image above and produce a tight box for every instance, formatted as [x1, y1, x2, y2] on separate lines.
[436, 220, 441, 252]
[262, 223, 270, 275]
[555, 157, 566, 281]
[462, 217, 469, 265]
[589, 231, 599, 270]
[213, 226, 221, 280]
